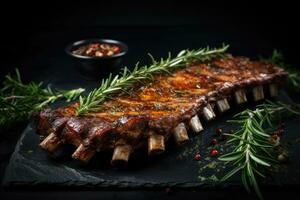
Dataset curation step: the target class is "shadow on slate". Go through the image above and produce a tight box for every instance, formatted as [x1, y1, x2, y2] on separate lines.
[2, 91, 300, 189]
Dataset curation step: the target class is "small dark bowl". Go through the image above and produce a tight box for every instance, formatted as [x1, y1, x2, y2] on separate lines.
[65, 38, 128, 79]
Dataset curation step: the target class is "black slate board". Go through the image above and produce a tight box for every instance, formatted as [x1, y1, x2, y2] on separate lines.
[2, 91, 300, 189]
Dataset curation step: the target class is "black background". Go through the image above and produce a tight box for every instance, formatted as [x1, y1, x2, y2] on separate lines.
[0, 1, 299, 199]
[1, 1, 299, 79]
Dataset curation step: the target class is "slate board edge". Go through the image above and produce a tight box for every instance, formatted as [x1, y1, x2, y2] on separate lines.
[2, 91, 299, 189]
[1, 125, 237, 189]
[1, 124, 291, 190]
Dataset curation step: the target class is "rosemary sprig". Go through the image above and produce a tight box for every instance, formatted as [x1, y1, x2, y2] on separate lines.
[77, 44, 229, 115]
[219, 100, 300, 199]
[260, 50, 300, 91]
[0, 69, 85, 127]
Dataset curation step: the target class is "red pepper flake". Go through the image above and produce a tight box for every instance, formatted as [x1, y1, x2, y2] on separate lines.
[194, 153, 201, 161]
[210, 138, 218, 146]
[210, 149, 219, 157]
[73, 43, 121, 57]
[216, 128, 222, 135]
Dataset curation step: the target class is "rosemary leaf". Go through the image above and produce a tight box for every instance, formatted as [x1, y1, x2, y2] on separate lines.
[260, 49, 300, 92]
[0, 69, 85, 127]
[221, 164, 245, 181]
[219, 100, 300, 200]
[76, 44, 229, 115]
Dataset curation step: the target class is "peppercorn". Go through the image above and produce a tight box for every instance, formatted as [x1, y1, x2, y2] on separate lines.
[210, 149, 219, 157]
[210, 138, 218, 146]
[194, 153, 201, 161]
[216, 128, 222, 135]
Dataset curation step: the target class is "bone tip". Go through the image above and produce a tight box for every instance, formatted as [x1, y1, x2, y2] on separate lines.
[72, 144, 95, 164]
[173, 123, 189, 145]
[148, 133, 165, 156]
[189, 115, 203, 133]
[39, 132, 61, 153]
[202, 105, 216, 121]
[216, 98, 230, 113]
[111, 145, 131, 167]
[253, 86, 264, 101]
[235, 90, 247, 104]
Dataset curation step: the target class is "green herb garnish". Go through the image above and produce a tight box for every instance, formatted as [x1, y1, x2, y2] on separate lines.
[260, 50, 300, 91]
[219, 100, 300, 199]
[76, 44, 229, 115]
[0, 69, 84, 127]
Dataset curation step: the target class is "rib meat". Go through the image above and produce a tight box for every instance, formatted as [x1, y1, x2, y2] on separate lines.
[35, 54, 287, 165]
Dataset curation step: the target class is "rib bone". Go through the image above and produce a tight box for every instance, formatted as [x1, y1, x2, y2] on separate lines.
[234, 89, 247, 104]
[216, 98, 230, 113]
[35, 54, 288, 165]
[111, 144, 132, 166]
[189, 115, 203, 133]
[72, 144, 95, 163]
[269, 84, 278, 97]
[173, 122, 189, 145]
[202, 104, 216, 121]
[148, 131, 165, 155]
[253, 86, 264, 101]
[39, 133, 62, 153]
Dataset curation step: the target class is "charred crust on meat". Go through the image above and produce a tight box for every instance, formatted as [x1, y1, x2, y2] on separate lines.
[36, 56, 288, 165]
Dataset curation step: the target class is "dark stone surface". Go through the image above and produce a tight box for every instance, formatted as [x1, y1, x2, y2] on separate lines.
[2, 91, 300, 190]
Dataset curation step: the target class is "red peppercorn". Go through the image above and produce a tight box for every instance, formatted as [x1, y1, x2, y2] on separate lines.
[210, 138, 218, 146]
[194, 153, 201, 161]
[210, 149, 219, 157]
[73, 43, 121, 57]
[216, 128, 222, 135]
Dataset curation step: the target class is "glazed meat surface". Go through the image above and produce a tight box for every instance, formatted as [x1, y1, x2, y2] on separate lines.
[36, 55, 287, 164]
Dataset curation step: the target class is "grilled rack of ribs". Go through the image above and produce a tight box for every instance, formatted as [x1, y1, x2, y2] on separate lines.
[35, 54, 287, 166]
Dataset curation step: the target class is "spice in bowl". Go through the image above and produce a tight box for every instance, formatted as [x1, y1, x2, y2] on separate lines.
[66, 38, 128, 80]
[72, 43, 121, 57]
